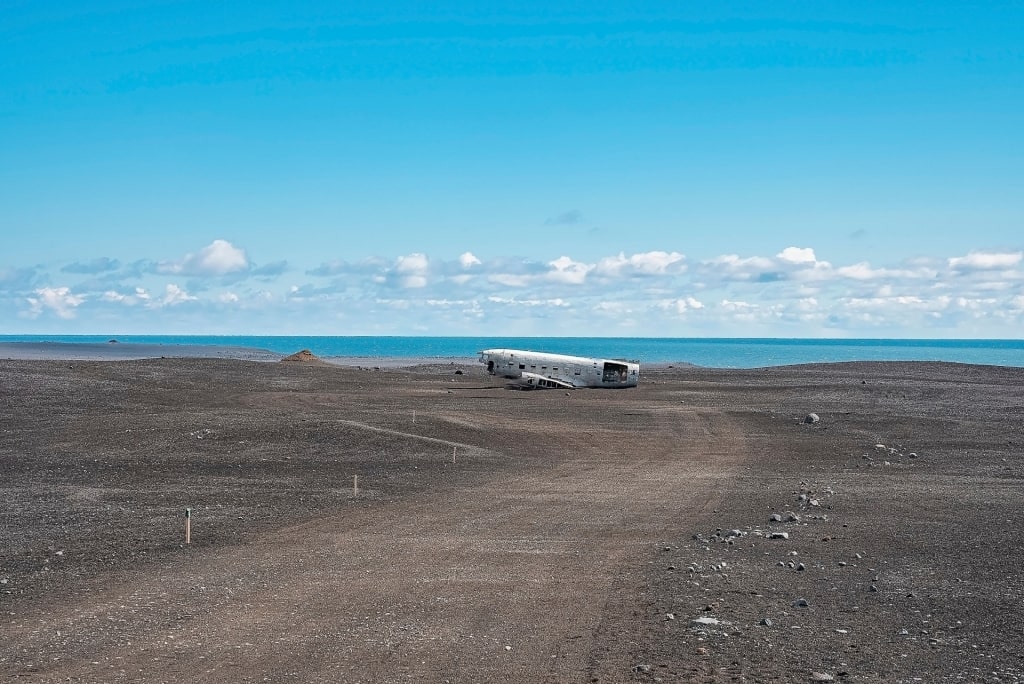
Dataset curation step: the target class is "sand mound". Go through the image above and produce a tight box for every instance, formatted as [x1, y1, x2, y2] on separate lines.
[280, 349, 321, 363]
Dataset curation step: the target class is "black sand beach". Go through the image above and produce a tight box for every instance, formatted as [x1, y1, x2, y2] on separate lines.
[1, 353, 1022, 682]
[0, 341, 475, 369]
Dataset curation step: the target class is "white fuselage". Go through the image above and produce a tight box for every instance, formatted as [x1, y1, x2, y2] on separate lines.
[479, 348, 640, 389]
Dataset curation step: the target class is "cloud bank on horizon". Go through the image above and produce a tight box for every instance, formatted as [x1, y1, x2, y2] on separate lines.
[5, 239, 1024, 337]
[1, 3, 1021, 337]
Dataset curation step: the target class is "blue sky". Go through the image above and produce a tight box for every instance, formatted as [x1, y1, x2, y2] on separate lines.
[2, 1, 1022, 337]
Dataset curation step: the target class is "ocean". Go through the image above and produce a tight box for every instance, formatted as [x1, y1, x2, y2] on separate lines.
[2, 335, 1023, 369]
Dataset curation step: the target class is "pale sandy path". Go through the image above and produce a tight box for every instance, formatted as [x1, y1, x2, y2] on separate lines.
[3, 407, 746, 683]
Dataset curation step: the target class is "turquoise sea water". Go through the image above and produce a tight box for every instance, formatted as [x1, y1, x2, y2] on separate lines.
[2, 336, 1023, 368]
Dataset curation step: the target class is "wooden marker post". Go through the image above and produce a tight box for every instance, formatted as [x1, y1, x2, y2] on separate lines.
[353, 475, 359, 497]
[185, 508, 191, 545]
[453, 446, 457, 464]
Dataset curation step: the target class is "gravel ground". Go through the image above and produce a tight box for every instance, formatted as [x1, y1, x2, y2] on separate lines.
[1, 357, 1022, 683]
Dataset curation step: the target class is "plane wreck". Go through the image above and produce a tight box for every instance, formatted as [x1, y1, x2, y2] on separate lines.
[479, 348, 640, 389]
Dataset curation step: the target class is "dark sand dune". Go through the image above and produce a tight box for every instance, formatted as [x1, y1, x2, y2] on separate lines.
[1, 358, 1022, 682]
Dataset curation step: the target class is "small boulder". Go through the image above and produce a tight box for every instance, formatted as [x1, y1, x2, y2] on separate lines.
[804, 413, 820, 424]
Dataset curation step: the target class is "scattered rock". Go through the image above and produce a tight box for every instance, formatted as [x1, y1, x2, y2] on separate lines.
[760, 618, 773, 627]
[811, 673, 835, 682]
[770, 532, 790, 540]
[804, 413, 820, 424]
[691, 617, 722, 627]
[792, 598, 810, 608]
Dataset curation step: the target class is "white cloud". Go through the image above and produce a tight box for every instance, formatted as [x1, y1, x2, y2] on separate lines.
[394, 253, 429, 288]
[718, 298, 778, 323]
[720, 299, 758, 312]
[948, 251, 1023, 271]
[396, 253, 429, 273]
[954, 296, 998, 311]
[157, 284, 197, 307]
[27, 287, 85, 319]
[157, 239, 249, 276]
[547, 256, 591, 284]
[487, 296, 569, 307]
[10, 243, 1024, 336]
[835, 262, 937, 281]
[777, 247, 818, 264]
[835, 262, 879, 280]
[426, 299, 473, 306]
[595, 251, 686, 277]
[595, 301, 630, 313]
[796, 297, 819, 312]
[102, 287, 150, 305]
[842, 295, 936, 312]
[658, 297, 704, 314]
[703, 254, 777, 281]
[489, 273, 532, 287]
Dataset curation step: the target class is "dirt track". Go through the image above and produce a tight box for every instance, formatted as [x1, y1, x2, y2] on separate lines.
[1, 358, 1023, 682]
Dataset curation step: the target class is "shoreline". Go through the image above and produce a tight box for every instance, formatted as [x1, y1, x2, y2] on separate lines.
[0, 341, 479, 368]
[3, 337, 1023, 369]
[0, 341, 1007, 371]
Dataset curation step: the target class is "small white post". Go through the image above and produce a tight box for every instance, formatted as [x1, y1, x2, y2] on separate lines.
[353, 475, 359, 497]
[453, 446, 457, 464]
[185, 508, 191, 545]
[412, 410, 416, 424]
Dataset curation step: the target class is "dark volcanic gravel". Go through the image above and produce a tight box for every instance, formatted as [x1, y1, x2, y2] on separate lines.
[1, 358, 1022, 683]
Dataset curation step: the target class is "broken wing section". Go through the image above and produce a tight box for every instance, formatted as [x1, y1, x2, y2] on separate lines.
[510, 372, 577, 390]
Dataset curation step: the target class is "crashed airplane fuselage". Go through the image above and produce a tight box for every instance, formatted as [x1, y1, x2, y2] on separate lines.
[479, 348, 640, 389]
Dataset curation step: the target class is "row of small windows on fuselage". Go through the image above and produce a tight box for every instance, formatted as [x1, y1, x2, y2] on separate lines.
[519, 363, 585, 375]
